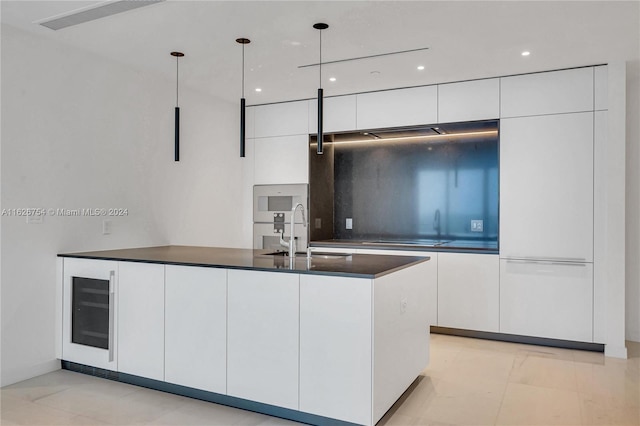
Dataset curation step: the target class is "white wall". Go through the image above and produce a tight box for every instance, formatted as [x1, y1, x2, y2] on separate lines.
[626, 60, 640, 342]
[0, 24, 245, 386]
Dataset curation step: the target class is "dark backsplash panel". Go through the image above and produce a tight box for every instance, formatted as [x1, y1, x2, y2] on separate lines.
[309, 139, 335, 242]
[309, 124, 499, 242]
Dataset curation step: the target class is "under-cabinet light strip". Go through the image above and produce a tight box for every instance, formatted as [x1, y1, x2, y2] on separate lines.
[311, 130, 498, 146]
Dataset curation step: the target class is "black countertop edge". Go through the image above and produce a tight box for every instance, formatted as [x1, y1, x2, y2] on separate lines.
[310, 241, 499, 255]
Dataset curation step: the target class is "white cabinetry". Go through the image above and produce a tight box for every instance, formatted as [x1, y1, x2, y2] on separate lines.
[118, 262, 165, 381]
[62, 258, 118, 371]
[299, 274, 372, 425]
[254, 100, 308, 138]
[437, 253, 499, 332]
[165, 265, 227, 393]
[254, 134, 309, 184]
[500, 67, 593, 117]
[308, 95, 357, 133]
[227, 269, 299, 409]
[438, 78, 500, 123]
[356, 249, 437, 326]
[500, 112, 594, 262]
[356, 86, 438, 129]
[500, 259, 593, 342]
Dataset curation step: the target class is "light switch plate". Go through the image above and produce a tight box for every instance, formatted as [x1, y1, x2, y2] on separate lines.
[346, 218, 353, 230]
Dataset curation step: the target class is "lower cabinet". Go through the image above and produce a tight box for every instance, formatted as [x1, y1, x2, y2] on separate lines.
[299, 274, 373, 425]
[500, 259, 593, 342]
[226, 269, 299, 409]
[165, 265, 227, 393]
[438, 253, 500, 332]
[117, 262, 165, 380]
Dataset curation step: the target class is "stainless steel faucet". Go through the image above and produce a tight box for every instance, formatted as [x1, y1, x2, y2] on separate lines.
[279, 203, 307, 257]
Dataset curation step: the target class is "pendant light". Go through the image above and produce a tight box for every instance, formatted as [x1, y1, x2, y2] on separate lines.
[170, 51, 184, 162]
[314, 23, 328, 155]
[236, 38, 251, 158]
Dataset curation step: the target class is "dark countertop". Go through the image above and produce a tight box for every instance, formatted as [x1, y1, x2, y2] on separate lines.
[58, 245, 430, 279]
[310, 239, 499, 254]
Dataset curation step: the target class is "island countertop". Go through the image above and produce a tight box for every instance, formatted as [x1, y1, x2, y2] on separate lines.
[58, 245, 430, 279]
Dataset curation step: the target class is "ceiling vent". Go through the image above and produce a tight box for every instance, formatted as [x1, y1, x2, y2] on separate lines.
[36, 0, 165, 31]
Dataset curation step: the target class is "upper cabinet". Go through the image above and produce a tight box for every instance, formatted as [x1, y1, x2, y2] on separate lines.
[254, 135, 309, 184]
[356, 86, 437, 129]
[594, 65, 608, 110]
[254, 100, 308, 138]
[438, 78, 500, 123]
[500, 67, 594, 117]
[308, 95, 357, 134]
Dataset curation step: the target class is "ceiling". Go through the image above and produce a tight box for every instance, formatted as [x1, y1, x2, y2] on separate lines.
[1, 1, 639, 105]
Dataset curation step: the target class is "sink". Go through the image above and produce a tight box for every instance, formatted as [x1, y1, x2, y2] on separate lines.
[262, 251, 351, 260]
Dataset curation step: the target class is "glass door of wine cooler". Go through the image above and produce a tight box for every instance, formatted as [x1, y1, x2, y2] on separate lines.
[62, 258, 118, 370]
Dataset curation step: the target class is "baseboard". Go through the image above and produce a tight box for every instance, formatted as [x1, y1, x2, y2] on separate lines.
[604, 344, 628, 359]
[430, 326, 605, 352]
[62, 361, 360, 426]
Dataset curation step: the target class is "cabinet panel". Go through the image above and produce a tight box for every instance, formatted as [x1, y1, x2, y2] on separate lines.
[62, 258, 118, 371]
[438, 78, 500, 123]
[227, 270, 299, 409]
[308, 95, 357, 133]
[356, 249, 437, 326]
[165, 265, 226, 393]
[299, 275, 372, 425]
[437, 253, 499, 332]
[500, 113, 594, 261]
[500, 259, 593, 342]
[356, 86, 438, 129]
[501, 67, 593, 117]
[254, 135, 309, 184]
[254, 101, 308, 137]
[118, 262, 165, 381]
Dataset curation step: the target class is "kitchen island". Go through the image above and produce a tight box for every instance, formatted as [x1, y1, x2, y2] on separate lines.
[57, 246, 432, 426]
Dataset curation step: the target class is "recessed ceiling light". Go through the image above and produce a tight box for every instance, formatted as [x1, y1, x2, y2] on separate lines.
[417, 65, 425, 70]
[255, 88, 262, 92]
[329, 77, 336, 82]
[521, 51, 530, 56]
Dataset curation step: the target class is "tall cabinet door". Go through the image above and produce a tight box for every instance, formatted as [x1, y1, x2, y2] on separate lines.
[118, 262, 165, 381]
[500, 112, 594, 262]
[227, 270, 299, 410]
[165, 265, 227, 394]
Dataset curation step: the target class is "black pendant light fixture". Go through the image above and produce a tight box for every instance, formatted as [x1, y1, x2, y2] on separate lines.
[314, 23, 328, 155]
[236, 38, 251, 158]
[170, 51, 184, 162]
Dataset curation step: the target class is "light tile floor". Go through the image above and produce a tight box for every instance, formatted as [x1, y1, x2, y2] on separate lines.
[2, 334, 639, 425]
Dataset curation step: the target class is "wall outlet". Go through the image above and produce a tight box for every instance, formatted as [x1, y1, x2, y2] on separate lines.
[346, 218, 353, 230]
[26, 215, 43, 224]
[471, 219, 483, 232]
[102, 220, 112, 235]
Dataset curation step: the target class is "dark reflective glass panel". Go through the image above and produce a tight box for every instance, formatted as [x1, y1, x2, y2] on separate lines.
[72, 277, 109, 350]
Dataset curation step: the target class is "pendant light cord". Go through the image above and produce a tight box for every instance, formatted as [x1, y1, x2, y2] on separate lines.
[319, 29, 322, 89]
[175, 56, 179, 107]
[242, 44, 245, 98]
